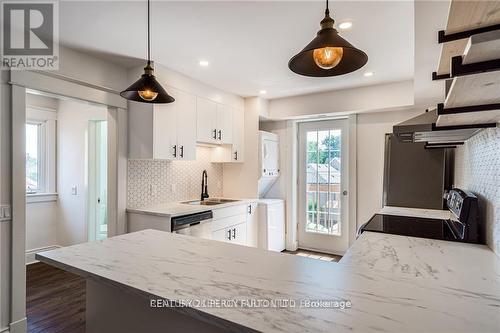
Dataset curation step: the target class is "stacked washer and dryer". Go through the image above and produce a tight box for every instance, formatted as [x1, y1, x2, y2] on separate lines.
[257, 131, 286, 252]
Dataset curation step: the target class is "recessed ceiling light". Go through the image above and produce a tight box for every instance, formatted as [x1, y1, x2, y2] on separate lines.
[199, 60, 209, 67]
[364, 71, 374, 77]
[259, 90, 267, 95]
[338, 21, 353, 30]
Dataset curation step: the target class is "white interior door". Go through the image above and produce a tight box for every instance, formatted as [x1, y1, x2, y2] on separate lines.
[298, 119, 349, 255]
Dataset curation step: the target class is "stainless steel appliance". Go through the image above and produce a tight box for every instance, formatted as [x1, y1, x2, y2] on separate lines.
[383, 133, 453, 209]
[359, 188, 483, 244]
[171, 211, 213, 239]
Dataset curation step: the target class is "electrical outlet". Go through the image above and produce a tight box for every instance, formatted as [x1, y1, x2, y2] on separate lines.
[0, 205, 11, 219]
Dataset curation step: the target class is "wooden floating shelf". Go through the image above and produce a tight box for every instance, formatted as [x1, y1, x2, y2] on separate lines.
[435, 1, 500, 77]
[436, 30, 500, 128]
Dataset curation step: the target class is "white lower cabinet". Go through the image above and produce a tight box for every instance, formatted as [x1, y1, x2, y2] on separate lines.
[212, 222, 247, 245]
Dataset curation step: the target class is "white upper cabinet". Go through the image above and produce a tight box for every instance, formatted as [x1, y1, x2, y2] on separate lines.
[196, 97, 218, 144]
[231, 107, 245, 162]
[196, 97, 234, 145]
[128, 87, 197, 160]
[216, 104, 233, 144]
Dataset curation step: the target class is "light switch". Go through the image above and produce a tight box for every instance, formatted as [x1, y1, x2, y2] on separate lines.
[71, 186, 78, 195]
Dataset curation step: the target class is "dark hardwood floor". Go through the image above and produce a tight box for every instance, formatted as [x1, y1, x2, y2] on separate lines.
[26, 262, 86, 333]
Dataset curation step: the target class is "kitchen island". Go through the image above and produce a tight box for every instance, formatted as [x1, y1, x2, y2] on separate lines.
[37, 229, 500, 333]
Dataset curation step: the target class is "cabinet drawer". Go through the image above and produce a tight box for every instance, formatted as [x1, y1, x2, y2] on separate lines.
[212, 204, 247, 220]
[211, 214, 246, 232]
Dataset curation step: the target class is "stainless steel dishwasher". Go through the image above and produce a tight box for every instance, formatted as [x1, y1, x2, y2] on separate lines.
[171, 210, 213, 239]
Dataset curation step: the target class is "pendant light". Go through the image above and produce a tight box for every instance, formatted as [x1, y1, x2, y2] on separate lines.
[288, 0, 368, 77]
[120, 0, 174, 103]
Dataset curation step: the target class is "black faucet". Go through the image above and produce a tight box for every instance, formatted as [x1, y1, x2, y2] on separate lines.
[201, 170, 209, 201]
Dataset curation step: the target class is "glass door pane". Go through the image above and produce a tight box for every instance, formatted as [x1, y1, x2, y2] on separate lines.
[305, 129, 341, 236]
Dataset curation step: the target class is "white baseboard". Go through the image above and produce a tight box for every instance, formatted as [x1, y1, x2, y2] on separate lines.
[26, 245, 61, 265]
[8, 317, 26, 333]
[0, 326, 10, 333]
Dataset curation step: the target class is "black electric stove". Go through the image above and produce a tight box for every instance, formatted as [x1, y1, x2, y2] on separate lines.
[359, 188, 483, 244]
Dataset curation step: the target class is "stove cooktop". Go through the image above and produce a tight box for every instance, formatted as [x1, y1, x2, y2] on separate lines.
[360, 214, 458, 241]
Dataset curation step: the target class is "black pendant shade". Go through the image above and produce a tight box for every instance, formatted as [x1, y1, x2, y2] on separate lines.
[288, 1, 368, 77]
[120, 63, 175, 103]
[120, 0, 174, 104]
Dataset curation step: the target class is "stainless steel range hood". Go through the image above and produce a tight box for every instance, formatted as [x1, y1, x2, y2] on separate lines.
[393, 108, 483, 144]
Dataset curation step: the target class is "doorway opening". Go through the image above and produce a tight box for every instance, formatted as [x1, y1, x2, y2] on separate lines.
[88, 120, 108, 241]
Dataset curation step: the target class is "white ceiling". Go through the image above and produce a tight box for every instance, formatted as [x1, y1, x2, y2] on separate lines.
[58, 1, 414, 99]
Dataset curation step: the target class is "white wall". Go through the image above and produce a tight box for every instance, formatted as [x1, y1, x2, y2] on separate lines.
[268, 80, 414, 120]
[57, 99, 107, 247]
[356, 108, 422, 227]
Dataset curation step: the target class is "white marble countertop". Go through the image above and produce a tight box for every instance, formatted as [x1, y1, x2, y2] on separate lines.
[37, 229, 500, 333]
[127, 198, 258, 217]
[379, 206, 451, 220]
[341, 231, 500, 282]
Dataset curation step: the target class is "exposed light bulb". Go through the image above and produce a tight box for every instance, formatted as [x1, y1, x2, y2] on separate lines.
[313, 47, 343, 70]
[338, 21, 353, 30]
[138, 89, 158, 101]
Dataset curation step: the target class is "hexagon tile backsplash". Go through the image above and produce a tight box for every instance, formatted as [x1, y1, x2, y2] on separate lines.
[454, 127, 500, 257]
[127, 147, 223, 209]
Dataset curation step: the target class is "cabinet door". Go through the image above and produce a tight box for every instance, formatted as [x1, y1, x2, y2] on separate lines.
[232, 222, 247, 246]
[245, 203, 258, 247]
[196, 97, 218, 143]
[217, 104, 233, 144]
[231, 108, 244, 162]
[175, 90, 197, 160]
[153, 102, 177, 160]
[212, 227, 232, 243]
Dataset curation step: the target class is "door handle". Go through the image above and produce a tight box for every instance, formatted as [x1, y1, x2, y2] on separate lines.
[227, 229, 232, 240]
[173, 145, 177, 157]
[218, 130, 222, 140]
[97, 198, 101, 204]
[343, 190, 348, 196]
[234, 151, 238, 160]
[212, 129, 217, 139]
[180, 145, 184, 158]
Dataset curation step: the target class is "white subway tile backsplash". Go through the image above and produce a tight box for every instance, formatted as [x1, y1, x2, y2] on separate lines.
[127, 147, 223, 208]
[454, 127, 500, 257]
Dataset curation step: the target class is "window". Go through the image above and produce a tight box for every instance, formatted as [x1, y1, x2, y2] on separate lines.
[26, 121, 46, 193]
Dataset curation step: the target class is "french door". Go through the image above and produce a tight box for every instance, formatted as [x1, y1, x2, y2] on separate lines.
[298, 119, 349, 254]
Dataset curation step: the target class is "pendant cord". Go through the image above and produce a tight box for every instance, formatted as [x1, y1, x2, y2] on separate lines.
[147, 0, 151, 65]
[325, 0, 329, 15]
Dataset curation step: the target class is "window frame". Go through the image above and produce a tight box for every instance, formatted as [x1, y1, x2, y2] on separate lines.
[26, 120, 47, 194]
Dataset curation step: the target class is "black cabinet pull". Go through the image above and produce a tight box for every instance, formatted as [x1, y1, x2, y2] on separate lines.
[232, 228, 236, 239]
[227, 229, 232, 240]
[218, 130, 222, 140]
[173, 145, 177, 157]
[234, 151, 238, 160]
[212, 129, 217, 139]
[248, 204, 251, 214]
[180, 145, 184, 158]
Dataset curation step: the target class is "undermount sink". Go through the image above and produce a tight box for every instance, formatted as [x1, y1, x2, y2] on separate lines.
[181, 198, 240, 206]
